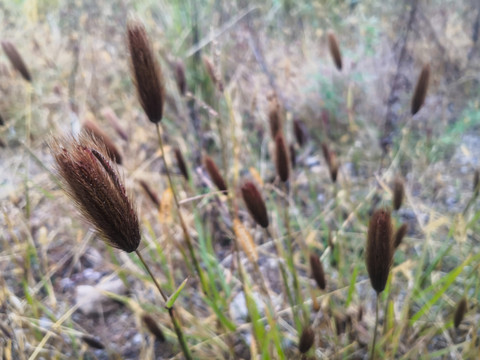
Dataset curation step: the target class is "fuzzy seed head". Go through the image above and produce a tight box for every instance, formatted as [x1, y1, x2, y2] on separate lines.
[142, 314, 166, 342]
[393, 177, 405, 210]
[328, 32, 342, 71]
[174, 60, 187, 96]
[366, 209, 394, 293]
[309, 253, 326, 290]
[241, 181, 269, 228]
[394, 223, 408, 249]
[268, 96, 282, 139]
[174, 147, 189, 181]
[275, 132, 290, 182]
[1, 41, 31, 82]
[411, 64, 430, 116]
[127, 20, 165, 123]
[293, 118, 306, 147]
[473, 169, 479, 197]
[298, 326, 315, 354]
[204, 155, 227, 192]
[454, 297, 467, 329]
[138, 179, 161, 209]
[329, 152, 339, 183]
[50, 134, 141, 253]
[289, 143, 296, 168]
[81, 335, 105, 349]
[82, 118, 122, 164]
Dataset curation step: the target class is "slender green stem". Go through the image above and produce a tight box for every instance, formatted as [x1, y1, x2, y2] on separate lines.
[371, 294, 380, 360]
[155, 123, 209, 296]
[135, 250, 193, 360]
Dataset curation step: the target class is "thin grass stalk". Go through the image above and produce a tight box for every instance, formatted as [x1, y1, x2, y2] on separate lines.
[135, 250, 192, 360]
[155, 123, 209, 295]
[371, 294, 379, 359]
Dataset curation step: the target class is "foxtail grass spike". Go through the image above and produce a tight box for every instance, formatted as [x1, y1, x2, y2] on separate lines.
[366, 209, 393, 293]
[411, 64, 430, 116]
[293, 118, 306, 147]
[174, 147, 189, 181]
[309, 253, 326, 290]
[50, 134, 140, 253]
[203, 55, 223, 92]
[328, 32, 342, 71]
[275, 132, 289, 182]
[204, 155, 227, 192]
[268, 96, 282, 139]
[328, 151, 339, 183]
[394, 223, 408, 249]
[1, 41, 32, 82]
[289, 143, 296, 168]
[138, 179, 161, 208]
[81, 335, 105, 349]
[142, 314, 166, 342]
[322, 143, 331, 168]
[127, 20, 165, 123]
[298, 326, 315, 354]
[241, 181, 269, 228]
[175, 60, 187, 96]
[83, 118, 122, 164]
[473, 169, 479, 197]
[454, 297, 467, 329]
[393, 177, 404, 210]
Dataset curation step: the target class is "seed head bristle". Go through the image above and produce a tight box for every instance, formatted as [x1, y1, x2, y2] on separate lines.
[138, 179, 161, 209]
[1, 41, 32, 82]
[241, 181, 269, 228]
[394, 223, 408, 249]
[298, 326, 315, 354]
[365, 209, 394, 293]
[453, 297, 467, 329]
[174, 147, 189, 181]
[50, 133, 140, 253]
[328, 32, 342, 71]
[204, 155, 227, 192]
[393, 177, 405, 210]
[309, 253, 326, 290]
[411, 63, 430, 116]
[142, 314, 166, 342]
[82, 118, 122, 164]
[81, 335, 105, 349]
[174, 60, 187, 96]
[127, 20, 165, 123]
[275, 132, 290, 182]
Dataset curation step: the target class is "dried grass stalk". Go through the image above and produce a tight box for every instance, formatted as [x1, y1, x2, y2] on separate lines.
[241, 181, 269, 228]
[366, 209, 393, 293]
[1, 41, 32, 82]
[50, 134, 140, 253]
[411, 64, 430, 116]
[127, 20, 165, 123]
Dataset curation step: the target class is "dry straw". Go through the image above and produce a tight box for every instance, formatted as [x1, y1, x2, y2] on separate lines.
[204, 155, 227, 192]
[298, 326, 315, 354]
[241, 181, 269, 228]
[127, 20, 165, 123]
[411, 64, 430, 116]
[366, 209, 393, 294]
[453, 297, 467, 329]
[309, 253, 326, 290]
[275, 132, 290, 182]
[394, 223, 408, 249]
[174, 147, 189, 181]
[328, 32, 342, 71]
[1, 41, 32, 82]
[393, 177, 405, 210]
[82, 118, 122, 164]
[50, 134, 141, 253]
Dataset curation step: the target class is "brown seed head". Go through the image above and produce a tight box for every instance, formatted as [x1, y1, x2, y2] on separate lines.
[1, 41, 31, 82]
[365, 209, 394, 293]
[328, 151, 339, 183]
[275, 132, 290, 182]
[241, 181, 269, 228]
[321, 143, 332, 168]
[127, 20, 165, 123]
[142, 314, 166, 342]
[394, 223, 408, 249]
[309, 253, 326, 290]
[203, 55, 223, 92]
[174, 147, 189, 181]
[411, 64, 430, 116]
[293, 118, 306, 147]
[454, 297, 467, 329]
[298, 326, 315, 354]
[204, 155, 227, 192]
[138, 179, 160, 209]
[393, 177, 405, 210]
[50, 134, 140, 253]
[268, 96, 283, 138]
[328, 32, 342, 71]
[82, 118, 122, 164]
[473, 169, 479, 197]
[101, 107, 129, 141]
[81, 335, 105, 349]
[174, 60, 187, 96]
[289, 143, 296, 168]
